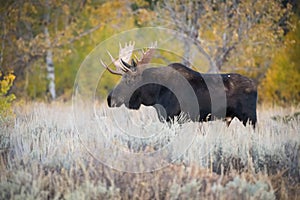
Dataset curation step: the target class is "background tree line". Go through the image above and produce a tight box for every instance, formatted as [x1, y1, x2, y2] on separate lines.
[0, 0, 299, 106]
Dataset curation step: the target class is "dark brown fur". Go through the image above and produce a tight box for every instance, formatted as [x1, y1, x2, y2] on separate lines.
[108, 63, 257, 127]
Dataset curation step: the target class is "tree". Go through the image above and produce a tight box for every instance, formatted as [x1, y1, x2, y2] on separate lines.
[260, 16, 300, 105]
[44, 0, 55, 99]
[0, 70, 15, 122]
[0, 0, 145, 100]
[0, 0, 103, 100]
[54, 0, 138, 100]
[155, 0, 292, 78]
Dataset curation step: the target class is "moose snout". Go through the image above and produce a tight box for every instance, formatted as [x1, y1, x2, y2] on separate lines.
[107, 93, 112, 107]
[107, 92, 123, 107]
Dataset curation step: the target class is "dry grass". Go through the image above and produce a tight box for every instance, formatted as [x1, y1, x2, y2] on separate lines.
[0, 102, 299, 199]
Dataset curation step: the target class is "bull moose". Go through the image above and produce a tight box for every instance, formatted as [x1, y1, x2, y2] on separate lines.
[100, 42, 257, 127]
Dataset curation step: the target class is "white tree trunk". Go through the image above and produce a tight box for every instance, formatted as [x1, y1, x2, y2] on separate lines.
[45, 27, 56, 99]
[44, 0, 56, 100]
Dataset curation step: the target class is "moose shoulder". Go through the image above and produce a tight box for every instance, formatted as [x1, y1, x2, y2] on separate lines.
[101, 42, 257, 127]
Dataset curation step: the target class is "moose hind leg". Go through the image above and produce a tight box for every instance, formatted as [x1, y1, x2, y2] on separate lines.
[248, 114, 257, 128]
[153, 104, 168, 122]
[239, 113, 256, 128]
[233, 100, 257, 128]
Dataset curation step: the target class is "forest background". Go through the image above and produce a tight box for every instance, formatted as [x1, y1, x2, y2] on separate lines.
[0, 0, 299, 112]
[0, 1, 299, 199]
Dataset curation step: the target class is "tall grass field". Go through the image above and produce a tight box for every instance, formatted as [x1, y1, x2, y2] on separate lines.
[0, 103, 299, 199]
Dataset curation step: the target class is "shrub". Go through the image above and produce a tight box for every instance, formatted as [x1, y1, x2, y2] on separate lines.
[0, 71, 16, 122]
[260, 16, 300, 106]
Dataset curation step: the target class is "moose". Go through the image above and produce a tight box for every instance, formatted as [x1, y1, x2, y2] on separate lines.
[100, 42, 257, 127]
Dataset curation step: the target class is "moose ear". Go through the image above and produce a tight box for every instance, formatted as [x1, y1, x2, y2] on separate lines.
[121, 59, 132, 68]
[130, 59, 138, 72]
[131, 59, 137, 68]
[121, 59, 137, 73]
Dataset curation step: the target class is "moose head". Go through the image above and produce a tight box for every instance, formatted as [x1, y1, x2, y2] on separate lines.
[100, 41, 159, 110]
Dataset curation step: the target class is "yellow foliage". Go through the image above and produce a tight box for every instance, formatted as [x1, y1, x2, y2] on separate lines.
[0, 72, 15, 95]
[0, 71, 16, 121]
[136, 8, 156, 26]
[260, 17, 300, 106]
[133, 0, 150, 8]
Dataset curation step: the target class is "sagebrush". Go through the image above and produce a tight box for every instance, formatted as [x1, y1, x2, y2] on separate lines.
[0, 103, 299, 199]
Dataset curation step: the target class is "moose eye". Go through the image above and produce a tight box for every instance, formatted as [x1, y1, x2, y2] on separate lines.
[126, 79, 132, 85]
[124, 74, 140, 85]
[125, 77, 136, 85]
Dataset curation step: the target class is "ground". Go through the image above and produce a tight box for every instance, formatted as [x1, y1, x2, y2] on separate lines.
[0, 103, 299, 199]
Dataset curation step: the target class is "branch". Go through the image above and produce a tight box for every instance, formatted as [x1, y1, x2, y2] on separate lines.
[0, 20, 6, 69]
[53, 23, 102, 48]
[215, 44, 237, 70]
[193, 39, 217, 73]
[67, 23, 102, 44]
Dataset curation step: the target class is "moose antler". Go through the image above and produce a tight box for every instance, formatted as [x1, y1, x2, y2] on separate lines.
[100, 41, 157, 75]
[100, 41, 135, 75]
[135, 41, 157, 66]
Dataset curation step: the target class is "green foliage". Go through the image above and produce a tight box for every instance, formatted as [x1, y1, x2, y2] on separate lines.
[212, 177, 275, 199]
[260, 17, 300, 105]
[26, 60, 49, 100]
[0, 71, 16, 120]
[55, 1, 137, 100]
